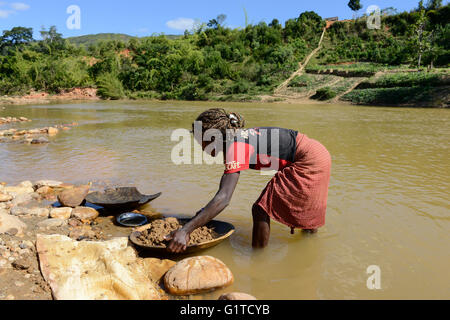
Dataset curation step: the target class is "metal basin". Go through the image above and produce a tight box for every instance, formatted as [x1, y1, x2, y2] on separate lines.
[85, 187, 161, 212]
[116, 212, 149, 227]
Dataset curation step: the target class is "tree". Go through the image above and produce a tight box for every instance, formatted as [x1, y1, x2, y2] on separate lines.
[40, 26, 63, 43]
[348, 0, 363, 12]
[1, 27, 33, 53]
[425, 0, 443, 11]
[207, 14, 227, 29]
[410, 9, 431, 69]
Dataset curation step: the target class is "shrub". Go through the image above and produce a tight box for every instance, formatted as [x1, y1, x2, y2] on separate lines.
[96, 73, 125, 100]
[311, 87, 337, 100]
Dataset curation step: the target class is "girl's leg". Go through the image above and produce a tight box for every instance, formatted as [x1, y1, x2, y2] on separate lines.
[252, 204, 271, 248]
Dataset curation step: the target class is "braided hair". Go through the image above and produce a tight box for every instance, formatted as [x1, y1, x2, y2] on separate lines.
[193, 108, 245, 137]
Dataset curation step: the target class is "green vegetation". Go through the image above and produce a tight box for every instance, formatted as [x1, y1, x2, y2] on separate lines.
[311, 87, 337, 100]
[357, 71, 449, 89]
[0, 11, 325, 100]
[67, 33, 137, 46]
[341, 86, 445, 106]
[0, 2, 448, 106]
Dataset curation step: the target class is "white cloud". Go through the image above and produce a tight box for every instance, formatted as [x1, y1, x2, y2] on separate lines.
[0, 2, 29, 18]
[10, 2, 29, 11]
[166, 18, 196, 31]
[0, 9, 12, 18]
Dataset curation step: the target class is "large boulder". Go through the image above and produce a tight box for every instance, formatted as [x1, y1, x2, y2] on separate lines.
[57, 185, 89, 208]
[0, 209, 27, 236]
[71, 207, 99, 221]
[219, 293, 257, 300]
[164, 256, 234, 296]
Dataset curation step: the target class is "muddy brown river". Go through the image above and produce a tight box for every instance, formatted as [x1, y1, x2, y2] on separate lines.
[1, 100, 449, 300]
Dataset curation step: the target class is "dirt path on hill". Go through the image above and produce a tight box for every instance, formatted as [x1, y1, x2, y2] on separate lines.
[274, 28, 327, 96]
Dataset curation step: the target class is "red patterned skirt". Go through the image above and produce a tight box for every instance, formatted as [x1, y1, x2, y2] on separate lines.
[254, 134, 332, 230]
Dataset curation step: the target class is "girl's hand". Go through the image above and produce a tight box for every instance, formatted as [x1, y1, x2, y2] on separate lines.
[165, 229, 191, 253]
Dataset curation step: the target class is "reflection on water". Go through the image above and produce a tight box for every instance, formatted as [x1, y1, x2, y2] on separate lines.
[1, 100, 449, 299]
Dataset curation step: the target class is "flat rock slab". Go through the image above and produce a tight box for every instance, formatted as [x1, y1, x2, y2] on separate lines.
[164, 256, 234, 296]
[36, 235, 162, 300]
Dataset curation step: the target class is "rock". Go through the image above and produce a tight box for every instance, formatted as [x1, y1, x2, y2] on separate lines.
[3, 186, 34, 196]
[57, 185, 89, 208]
[34, 180, 63, 189]
[38, 218, 67, 229]
[31, 137, 49, 144]
[10, 193, 33, 206]
[141, 258, 177, 283]
[68, 226, 101, 241]
[47, 127, 59, 136]
[0, 211, 27, 236]
[11, 207, 49, 217]
[36, 186, 55, 200]
[219, 293, 257, 300]
[50, 207, 72, 220]
[18, 181, 33, 188]
[29, 207, 50, 217]
[71, 207, 99, 221]
[12, 258, 31, 270]
[0, 194, 12, 202]
[68, 219, 82, 227]
[164, 256, 234, 296]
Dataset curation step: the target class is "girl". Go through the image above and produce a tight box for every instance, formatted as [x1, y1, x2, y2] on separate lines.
[167, 108, 331, 253]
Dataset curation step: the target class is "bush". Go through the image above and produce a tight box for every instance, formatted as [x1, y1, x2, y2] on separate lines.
[311, 87, 337, 100]
[96, 73, 125, 100]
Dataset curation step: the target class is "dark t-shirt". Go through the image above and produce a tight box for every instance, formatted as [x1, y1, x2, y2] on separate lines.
[224, 127, 299, 174]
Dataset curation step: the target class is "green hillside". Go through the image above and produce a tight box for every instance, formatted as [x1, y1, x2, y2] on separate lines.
[66, 33, 182, 46]
[1, 2, 449, 107]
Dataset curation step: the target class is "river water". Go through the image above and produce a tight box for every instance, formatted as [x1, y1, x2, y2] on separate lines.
[1, 100, 449, 299]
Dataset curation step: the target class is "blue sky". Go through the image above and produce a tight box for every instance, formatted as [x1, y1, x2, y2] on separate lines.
[0, 0, 428, 39]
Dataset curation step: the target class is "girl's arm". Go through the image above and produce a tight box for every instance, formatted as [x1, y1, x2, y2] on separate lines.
[166, 172, 240, 253]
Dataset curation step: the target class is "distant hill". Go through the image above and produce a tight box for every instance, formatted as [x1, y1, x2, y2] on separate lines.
[66, 33, 137, 46]
[66, 33, 182, 46]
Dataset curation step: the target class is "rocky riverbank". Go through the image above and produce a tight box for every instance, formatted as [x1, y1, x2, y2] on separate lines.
[0, 180, 255, 301]
[0, 88, 99, 106]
